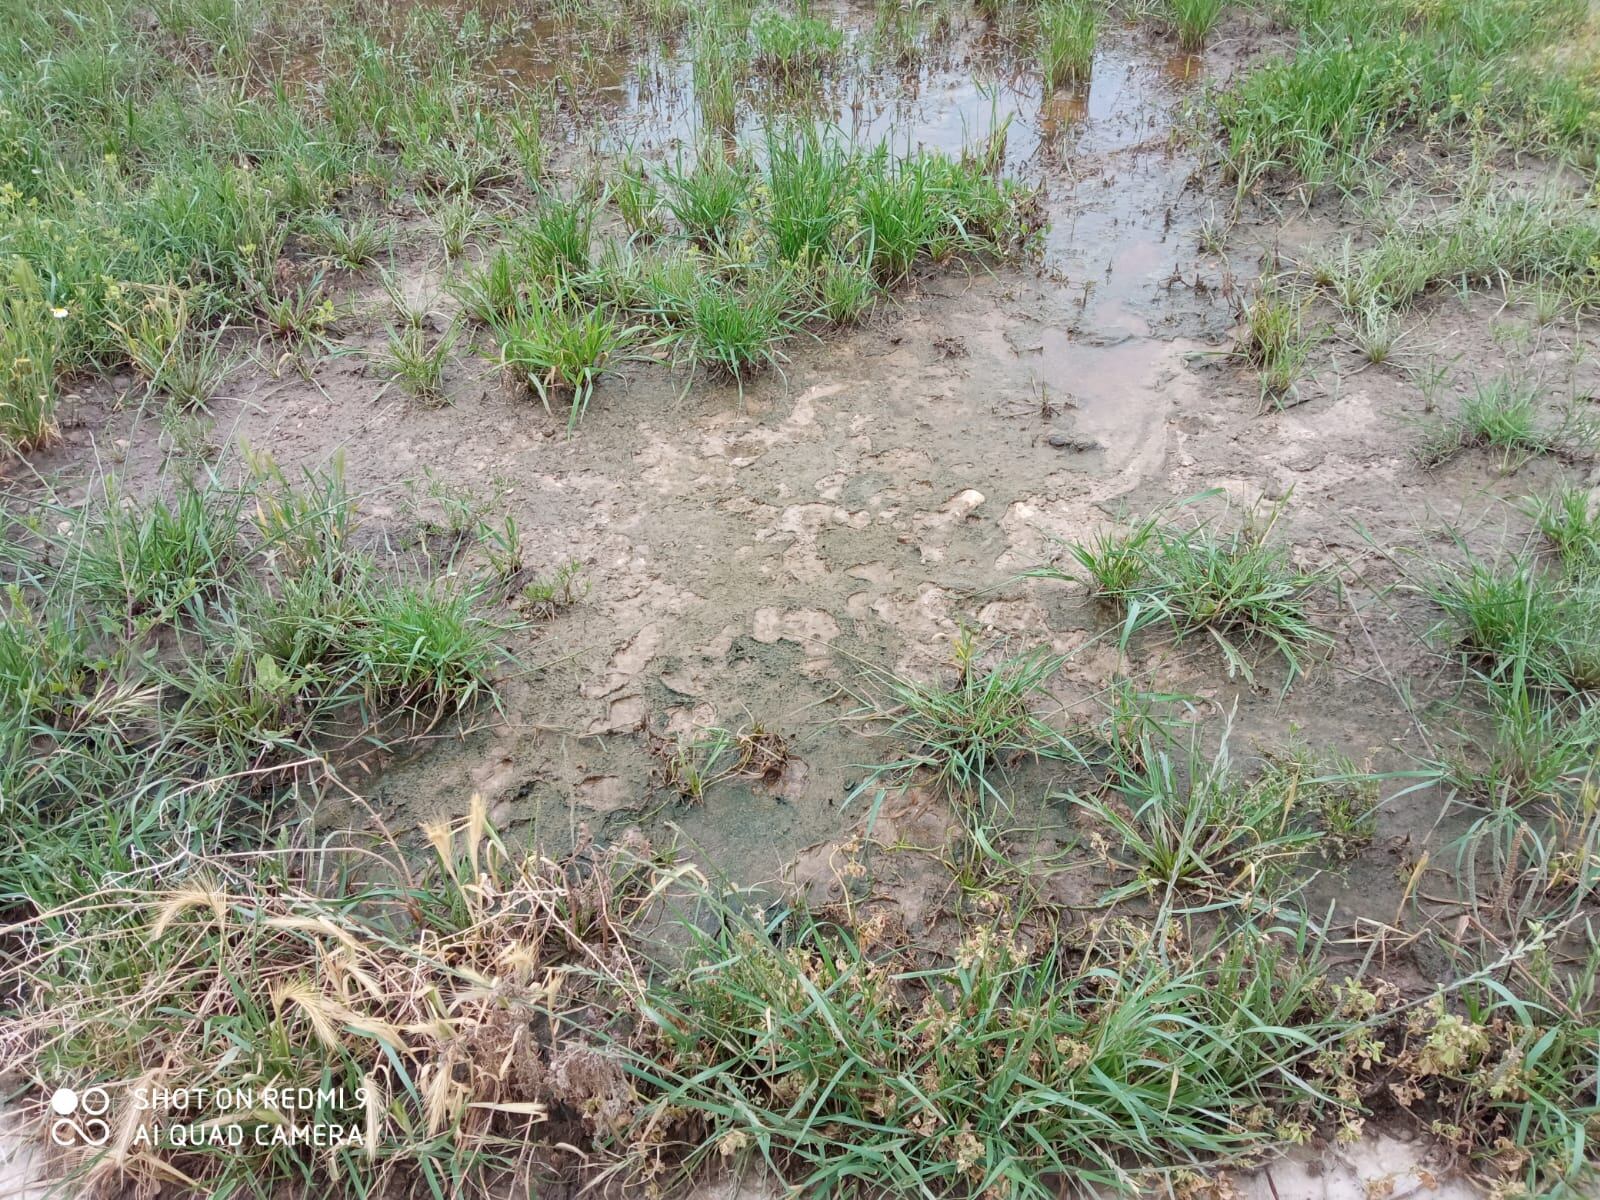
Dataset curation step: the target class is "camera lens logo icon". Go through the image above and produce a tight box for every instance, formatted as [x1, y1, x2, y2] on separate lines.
[49, 1087, 111, 1147]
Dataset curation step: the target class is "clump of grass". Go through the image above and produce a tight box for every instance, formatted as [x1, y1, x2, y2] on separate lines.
[1038, 0, 1096, 89]
[662, 151, 750, 248]
[0, 452, 504, 908]
[1321, 191, 1600, 314]
[1040, 498, 1331, 687]
[1263, 747, 1382, 861]
[1425, 551, 1600, 697]
[1343, 298, 1401, 365]
[658, 268, 802, 383]
[612, 154, 663, 235]
[433, 193, 489, 259]
[255, 274, 339, 348]
[75, 479, 243, 621]
[1073, 721, 1328, 903]
[497, 298, 644, 426]
[451, 248, 523, 327]
[1214, 5, 1595, 195]
[749, 8, 846, 75]
[763, 127, 856, 264]
[691, 32, 743, 129]
[1167, 0, 1223, 51]
[811, 256, 879, 324]
[1420, 377, 1594, 471]
[1236, 282, 1310, 400]
[856, 155, 943, 281]
[376, 322, 459, 403]
[301, 210, 394, 268]
[848, 633, 1080, 809]
[345, 584, 499, 708]
[0, 258, 63, 450]
[156, 331, 236, 408]
[514, 193, 597, 286]
[1526, 486, 1600, 568]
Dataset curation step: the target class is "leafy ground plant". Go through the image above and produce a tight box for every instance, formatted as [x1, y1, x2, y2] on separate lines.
[1040, 496, 1332, 687]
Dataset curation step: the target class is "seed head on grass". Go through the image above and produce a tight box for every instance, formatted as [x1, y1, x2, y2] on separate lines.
[0, 258, 62, 450]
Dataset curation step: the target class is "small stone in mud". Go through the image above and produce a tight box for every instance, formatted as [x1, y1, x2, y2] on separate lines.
[1046, 434, 1101, 451]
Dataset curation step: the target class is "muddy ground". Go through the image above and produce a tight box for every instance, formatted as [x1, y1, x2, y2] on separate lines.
[27, 3, 1600, 1026]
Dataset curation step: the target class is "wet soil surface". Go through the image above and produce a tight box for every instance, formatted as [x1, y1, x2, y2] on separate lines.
[27, 9, 1600, 961]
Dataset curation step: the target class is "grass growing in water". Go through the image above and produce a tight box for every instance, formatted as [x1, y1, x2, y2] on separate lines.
[1167, 0, 1223, 51]
[1038, 0, 1096, 89]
